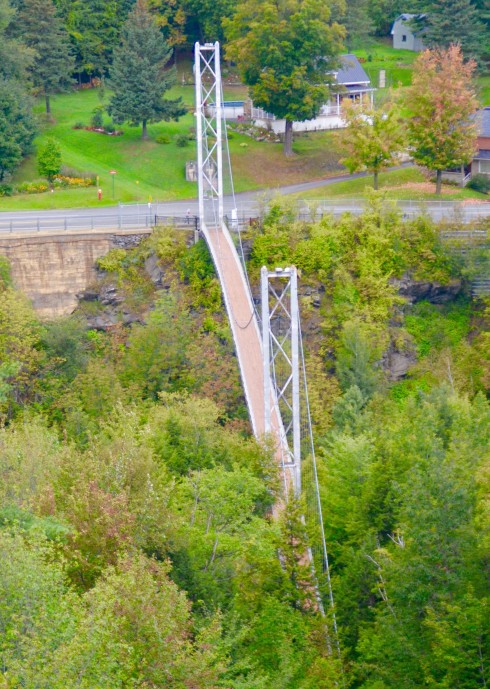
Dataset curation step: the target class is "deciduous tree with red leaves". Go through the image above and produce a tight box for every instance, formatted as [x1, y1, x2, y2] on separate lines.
[405, 45, 478, 194]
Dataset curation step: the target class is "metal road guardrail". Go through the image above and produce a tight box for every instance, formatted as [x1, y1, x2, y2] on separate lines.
[1, 198, 489, 234]
[0, 212, 156, 234]
[0, 212, 203, 234]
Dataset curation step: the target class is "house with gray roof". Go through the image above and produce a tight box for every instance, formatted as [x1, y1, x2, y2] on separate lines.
[391, 14, 426, 51]
[247, 54, 375, 133]
[472, 108, 490, 177]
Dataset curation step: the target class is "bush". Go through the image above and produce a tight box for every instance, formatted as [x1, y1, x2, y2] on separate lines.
[175, 133, 190, 147]
[91, 107, 104, 128]
[0, 183, 13, 197]
[73, 121, 85, 129]
[105, 122, 116, 134]
[155, 134, 171, 144]
[16, 181, 49, 194]
[467, 173, 490, 194]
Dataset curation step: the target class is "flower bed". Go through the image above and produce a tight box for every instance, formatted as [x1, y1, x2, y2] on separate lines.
[10, 175, 96, 196]
[54, 175, 96, 188]
[74, 125, 124, 136]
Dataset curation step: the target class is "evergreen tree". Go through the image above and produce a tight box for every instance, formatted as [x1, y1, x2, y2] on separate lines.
[367, 0, 406, 36]
[55, 0, 135, 79]
[0, 78, 36, 182]
[15, 0, 74, 115]
[0, 0, 33, 80]
[418, 0, 486, 62]
[108, 0, 186, 140]
[343, 0, 375, 49]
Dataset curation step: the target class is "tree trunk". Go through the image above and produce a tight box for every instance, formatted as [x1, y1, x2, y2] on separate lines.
[45, 93, 51, 116]
[142, 119, 148, 140]
[284, 119, 293, 157]
[435, 169, 442, 195]
[373, 170, 379, 190]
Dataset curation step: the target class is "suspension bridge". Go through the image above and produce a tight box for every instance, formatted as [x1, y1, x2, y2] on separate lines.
[194, 42, 339, 647]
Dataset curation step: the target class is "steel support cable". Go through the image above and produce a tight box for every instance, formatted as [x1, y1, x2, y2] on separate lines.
[219, 79, 260, 325]
[298, 324, 341, 659]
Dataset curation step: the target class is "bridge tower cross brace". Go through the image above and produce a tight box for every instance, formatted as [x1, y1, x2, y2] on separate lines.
[194, 42, 224, 228]
[261, 266, 301, 497]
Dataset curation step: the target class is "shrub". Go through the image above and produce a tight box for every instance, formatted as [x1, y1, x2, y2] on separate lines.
[105, 122, 116, 134]
[73, 121, 85, 129]
[16, 181, 49, 194]
[175, 133, 190, 147]
[467, 173, 490, 194]
[97, 248, 128, 274]
[155, 134, 171, 144]
[91, 107, 104, 129]
[0, 184, 13, 197]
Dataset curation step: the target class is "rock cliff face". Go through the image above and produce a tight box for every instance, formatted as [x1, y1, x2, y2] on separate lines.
[391, 275, 463, 304]
[381, 274, 464, 380]
[0, 231, 149, 319]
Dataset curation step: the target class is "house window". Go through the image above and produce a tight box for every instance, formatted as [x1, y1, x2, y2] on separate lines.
[479, 160, 490, 174]
[402, 34, 407, 41]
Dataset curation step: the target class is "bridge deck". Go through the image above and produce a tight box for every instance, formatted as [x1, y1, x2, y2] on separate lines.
[204, 223, 266, 436]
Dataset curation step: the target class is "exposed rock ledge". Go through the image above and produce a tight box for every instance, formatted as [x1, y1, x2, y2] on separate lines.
[391, 274, 462, 304]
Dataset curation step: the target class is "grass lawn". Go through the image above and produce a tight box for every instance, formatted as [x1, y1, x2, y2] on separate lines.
[0, 86, 346, 210]
[354, 39, 489, 107]
[354, 39, 418, 91]
[293, 167, 488, 201]
[1, 42, 488, 211]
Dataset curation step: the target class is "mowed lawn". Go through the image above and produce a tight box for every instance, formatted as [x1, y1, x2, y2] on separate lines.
[1, 42, 488, 211]
[1, 86, 345, 210]
[294, 167, 488, 201]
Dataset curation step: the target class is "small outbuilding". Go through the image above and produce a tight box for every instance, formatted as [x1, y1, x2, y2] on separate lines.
[472, 107, 490, 177]
[391, 14, 426, 51]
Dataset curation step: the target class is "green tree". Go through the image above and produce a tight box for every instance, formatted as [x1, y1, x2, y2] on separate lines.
[405, 45, 478, 194]
[37, 137, 62, 187]
[51, 554, 223, 688]
[0, 284, 43, 416]
[414, 0, 486, 63]
[0, 0, 34, 81]
[185, 0, 235, 43]
[0, 78, 36, 181]
[147, 0, 187, 47]
[342, 0, 374, 49]
[15, 0, 74, 115]
[120, 294, 191, 397]
[55, 0, 134, 78]
[340, 96, 405, 189]
[108, 0, 186, 139]
[367, 0, 406, 36]
[224, 0, 345, 156]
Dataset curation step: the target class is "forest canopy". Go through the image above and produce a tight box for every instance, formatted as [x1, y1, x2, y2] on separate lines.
[1, 199, 490, 687]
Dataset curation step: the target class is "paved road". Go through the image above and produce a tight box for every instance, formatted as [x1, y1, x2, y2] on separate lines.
[1, 163, 489, 232]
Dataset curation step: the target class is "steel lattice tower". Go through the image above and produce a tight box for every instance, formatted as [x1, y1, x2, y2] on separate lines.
[194, 42, 224, 227]
[261, 266, 302, 497]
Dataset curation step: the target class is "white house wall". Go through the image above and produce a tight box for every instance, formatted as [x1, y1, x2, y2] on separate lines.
[253, 113, 346, 133]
